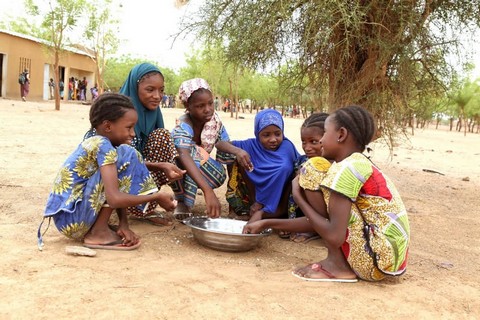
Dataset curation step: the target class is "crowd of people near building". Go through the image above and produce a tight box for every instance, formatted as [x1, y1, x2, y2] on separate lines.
[21, 70, 97, 103]
[18, 70, 305, 116]
[66, 76, 89, 101]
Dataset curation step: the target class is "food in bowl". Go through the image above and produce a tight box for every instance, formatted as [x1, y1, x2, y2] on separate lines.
[183, 217, 271, 252]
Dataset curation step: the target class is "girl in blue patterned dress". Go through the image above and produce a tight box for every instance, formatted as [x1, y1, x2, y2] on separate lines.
[171, 78, 242, 219]
[39, 93, 177, 250]
[84, 63, 185, 227]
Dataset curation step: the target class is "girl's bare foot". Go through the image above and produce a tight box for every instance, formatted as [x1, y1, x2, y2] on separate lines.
[293, 260, 357, 282]
[173, 201, 192, 221]
[83, 227, 121, 245]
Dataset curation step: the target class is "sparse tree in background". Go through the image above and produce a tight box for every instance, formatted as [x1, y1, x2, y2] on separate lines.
[448, 79, 480, 135]
[25, 0, 86, 110]
[85, 0, 120, 94]
[179, 0, 480, 144]
[177, 46, 283, 114]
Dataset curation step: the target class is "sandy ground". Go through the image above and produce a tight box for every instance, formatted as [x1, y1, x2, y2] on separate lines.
[0, 98, 479, 319]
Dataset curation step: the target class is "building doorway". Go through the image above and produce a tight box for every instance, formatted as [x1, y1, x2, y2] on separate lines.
[0, 54, 4, 97]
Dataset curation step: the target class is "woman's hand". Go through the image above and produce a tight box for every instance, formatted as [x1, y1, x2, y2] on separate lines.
[146, 162, 186, 182]
[155, 192, 178, 211]
[235, 149, 254, 172]
[204, 190, 221, 218]
[161, 162, 186, 182]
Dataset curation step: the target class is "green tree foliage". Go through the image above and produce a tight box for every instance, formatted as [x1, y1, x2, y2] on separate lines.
[180, 0, 480, 143]
[448, 79, 480, 135]
[178, 47, 234, 99]
[84, 0, 120, 94]
[25, 0, 86, 110]
[0, 16, 44, 38]
[177, 46, 285, 114]
[103, 56, 179, 95]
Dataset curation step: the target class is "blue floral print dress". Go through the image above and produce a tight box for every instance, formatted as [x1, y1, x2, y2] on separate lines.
[40, 136, 157, 243]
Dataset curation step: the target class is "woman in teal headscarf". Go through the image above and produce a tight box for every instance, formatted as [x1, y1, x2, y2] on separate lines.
[121, 63, 185, 224]
[85, 63, 185, 225]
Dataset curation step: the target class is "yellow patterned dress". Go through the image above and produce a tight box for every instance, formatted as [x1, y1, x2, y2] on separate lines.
[41, 136, 158, 241]
[299, 154, 410, 281]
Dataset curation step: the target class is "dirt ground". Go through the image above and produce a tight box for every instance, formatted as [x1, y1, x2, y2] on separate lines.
[0, 98, 479, 319]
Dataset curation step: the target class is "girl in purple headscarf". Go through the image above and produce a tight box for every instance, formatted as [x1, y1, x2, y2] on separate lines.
[225, 109, 300, 223]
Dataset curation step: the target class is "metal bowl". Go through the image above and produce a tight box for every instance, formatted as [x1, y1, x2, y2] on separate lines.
[183, 217, 272, 252]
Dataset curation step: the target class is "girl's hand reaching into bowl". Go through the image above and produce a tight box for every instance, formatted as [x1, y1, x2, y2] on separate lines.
[242, 220, 265, 234]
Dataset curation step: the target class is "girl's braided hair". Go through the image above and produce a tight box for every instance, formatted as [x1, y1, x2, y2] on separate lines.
[332, 105, 376, 152]
[301, 112, 329, 131]
[89, 93, 135, 128]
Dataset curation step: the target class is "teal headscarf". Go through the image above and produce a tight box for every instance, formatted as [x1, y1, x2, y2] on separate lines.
[119, 63, 165, 152]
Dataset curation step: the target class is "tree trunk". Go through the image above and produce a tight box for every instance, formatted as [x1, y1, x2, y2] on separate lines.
[54, 51, 61, 111]
[234, 74, 239, 120]
[229, 78, 234, 118]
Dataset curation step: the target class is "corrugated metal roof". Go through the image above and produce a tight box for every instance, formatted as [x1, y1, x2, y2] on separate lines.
[0, 28, 95, 58]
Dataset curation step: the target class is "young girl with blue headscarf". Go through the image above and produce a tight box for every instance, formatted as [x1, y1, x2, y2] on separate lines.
[225, 109, 300, 223]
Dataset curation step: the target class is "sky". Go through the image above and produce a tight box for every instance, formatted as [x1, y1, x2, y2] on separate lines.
[0, 0, 198, 71]
[113, 0, 200, 70]
[1, 0, 479, 78]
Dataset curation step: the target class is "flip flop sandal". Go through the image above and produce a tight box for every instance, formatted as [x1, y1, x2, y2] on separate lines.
[131, 213, 173, 226]
[173, 212, 193, 222]
[83, 239, 142, 251]
[173, 203, 193, 222]
[278, 230, 291, 239]
[291, 232, 321, 244]
[291, 263, 358, 283]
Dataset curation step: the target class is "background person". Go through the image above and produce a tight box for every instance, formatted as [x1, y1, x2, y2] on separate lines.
[48, 78, 55, 100]
[19, 68, 30, 101]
